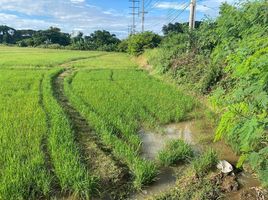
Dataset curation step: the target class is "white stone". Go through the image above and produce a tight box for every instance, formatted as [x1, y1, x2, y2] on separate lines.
[217, 160, 233, 173]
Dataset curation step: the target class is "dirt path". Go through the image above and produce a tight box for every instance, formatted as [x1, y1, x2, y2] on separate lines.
[52, 68, 130, 199]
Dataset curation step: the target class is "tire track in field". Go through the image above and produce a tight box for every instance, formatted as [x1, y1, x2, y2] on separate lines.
[38, 74, 62, 196]
[52, 69, 131, 199]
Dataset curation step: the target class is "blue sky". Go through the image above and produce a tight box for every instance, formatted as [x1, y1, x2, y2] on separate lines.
[0, 0, 236, 38]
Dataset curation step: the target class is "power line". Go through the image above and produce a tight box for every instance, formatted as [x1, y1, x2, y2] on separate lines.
[140, 0, 148, 32]
[146, 1, 190, 31]
[129, 0, 193, 34]
[129, 0, 140, 34]
[157, 2, 191, 34]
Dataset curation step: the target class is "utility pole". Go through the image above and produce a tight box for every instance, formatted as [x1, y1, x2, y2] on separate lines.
[140, 0, 148, 32]
[189, 0, 196, 30]
[129, 0, 139, 34]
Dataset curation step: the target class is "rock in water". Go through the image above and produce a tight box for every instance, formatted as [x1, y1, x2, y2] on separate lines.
[217, 160, 233, 173]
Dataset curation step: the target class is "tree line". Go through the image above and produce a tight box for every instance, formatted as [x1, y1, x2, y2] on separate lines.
[0, 22, 194, 52]
[0, 26, 121, 51]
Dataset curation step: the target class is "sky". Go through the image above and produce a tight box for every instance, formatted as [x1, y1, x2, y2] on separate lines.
[0, 0, 236, 38]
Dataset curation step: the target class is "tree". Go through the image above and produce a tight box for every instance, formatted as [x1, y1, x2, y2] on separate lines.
[162, 22, 184, 35]
[88, 30, 120, 51]
[127, 31, 162, 55]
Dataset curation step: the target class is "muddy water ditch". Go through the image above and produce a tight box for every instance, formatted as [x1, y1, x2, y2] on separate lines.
[132, 119, 261, 200]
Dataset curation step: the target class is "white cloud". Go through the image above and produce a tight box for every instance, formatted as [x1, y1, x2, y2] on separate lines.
[155, 0, 236, 12]
[0, 0, 238, 38]
[70, 0, 85, 3]
[0, 0, 130, 38]
[154, 2, 188, 10]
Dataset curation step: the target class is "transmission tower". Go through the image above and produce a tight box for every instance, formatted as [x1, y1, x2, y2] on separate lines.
[140, 0, 148, 32]
[129, 0, 140, 34]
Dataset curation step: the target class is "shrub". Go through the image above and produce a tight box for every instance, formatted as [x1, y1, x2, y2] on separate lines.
[127, 31, 161, 55]
[117, 39, 128, 52]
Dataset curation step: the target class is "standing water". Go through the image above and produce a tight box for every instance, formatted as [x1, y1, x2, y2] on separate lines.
[131, 120, 261, 200]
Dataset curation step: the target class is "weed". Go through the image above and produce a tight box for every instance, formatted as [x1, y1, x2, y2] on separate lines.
[157, 140, 193, 167]
[192, 148, 218, 177]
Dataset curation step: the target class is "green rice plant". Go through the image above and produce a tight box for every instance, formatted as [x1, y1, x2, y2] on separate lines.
[68, 70, 151, 149]
[64, 73, 158, 189]
[43, 69, 97, 199]
[0, 69, 52, 199]
[192, 148, 218, 177]
[115, 69, 195, 124]
[157, 140, 193, 167]
[71, 52, 138, 69]
[0, 46, 104, 68]
[64, 68, 196, 188]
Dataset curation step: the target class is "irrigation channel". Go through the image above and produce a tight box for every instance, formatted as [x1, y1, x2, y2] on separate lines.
[53, 65, 260, 200]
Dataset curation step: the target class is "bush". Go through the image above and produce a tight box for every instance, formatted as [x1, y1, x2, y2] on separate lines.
[157, 140, 193, 167]
[212, 35, 268, 186]
[117, 39, 128, 52]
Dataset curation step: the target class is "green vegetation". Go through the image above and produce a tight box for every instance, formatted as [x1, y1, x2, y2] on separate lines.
[2, 0, 267, 197]
[2, 48, 170, 198]
[64, 68, 195, 188]
[0, 46, 103, 67]
[143, 0, 268, 187]
[70, 53, 137, 69]
[120, 31, 162, 55]
[43, 69, 97, 198]
[192, 149, 218, 177]
[0, 26, 120, 51]
[0, 46, 195, 199]
[157, 140, 193, 167]
[0, 69, 51, 199]
[148, 151, 220, 200]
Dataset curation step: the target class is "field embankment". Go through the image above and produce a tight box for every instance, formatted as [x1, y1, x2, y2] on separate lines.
[137, 0, 268, 191]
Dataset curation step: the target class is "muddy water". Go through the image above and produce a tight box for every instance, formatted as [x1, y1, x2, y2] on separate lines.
[132, 120, 261, 200]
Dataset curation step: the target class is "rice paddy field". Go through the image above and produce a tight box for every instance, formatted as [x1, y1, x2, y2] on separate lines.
[0, 46, 198, 199]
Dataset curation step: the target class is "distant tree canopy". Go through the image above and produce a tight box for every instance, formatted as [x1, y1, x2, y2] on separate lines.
[162, 21, 202, 35]
[162, 23, 184, 35]
[0, 26, 18, 44]
[69, 30, 120, 51]
[0, 25, 121, 51]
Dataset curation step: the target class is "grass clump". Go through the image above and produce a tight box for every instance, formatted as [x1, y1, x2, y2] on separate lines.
[157, 140, 193, 167]
[192, 148, 218, 177]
